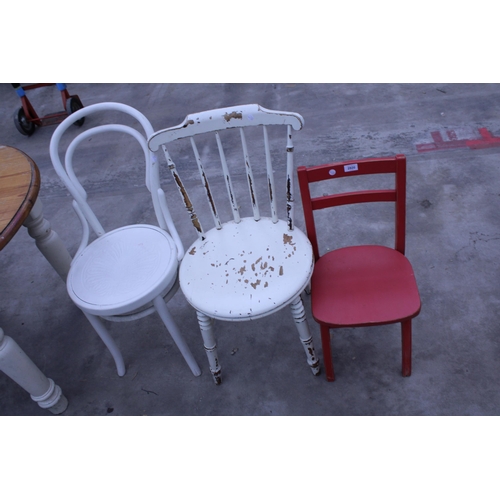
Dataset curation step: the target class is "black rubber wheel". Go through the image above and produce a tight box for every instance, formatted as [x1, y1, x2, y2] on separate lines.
[66, 97, 85, 126]
[13, 107, 36, 136]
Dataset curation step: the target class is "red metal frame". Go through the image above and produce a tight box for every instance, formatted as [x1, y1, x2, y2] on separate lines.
[14, 83, 82, 127]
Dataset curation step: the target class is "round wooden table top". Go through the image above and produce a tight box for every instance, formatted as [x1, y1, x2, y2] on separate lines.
[0, 145, 40, 250]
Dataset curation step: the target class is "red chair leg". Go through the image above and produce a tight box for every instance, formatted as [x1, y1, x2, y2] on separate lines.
[320, 324, 335, 381]
[401, 320, 412, 377]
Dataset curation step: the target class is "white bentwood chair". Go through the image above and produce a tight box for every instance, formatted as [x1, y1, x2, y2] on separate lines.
[49, 102, 201, 378]
[148, 104, 320, 384]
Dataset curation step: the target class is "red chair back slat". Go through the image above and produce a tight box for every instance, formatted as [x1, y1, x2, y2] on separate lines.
[298, 155, 406, 260]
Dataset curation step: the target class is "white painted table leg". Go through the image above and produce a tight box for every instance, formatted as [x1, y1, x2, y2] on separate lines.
[0, 327, 68, 414]
[23, 199, 72, 281]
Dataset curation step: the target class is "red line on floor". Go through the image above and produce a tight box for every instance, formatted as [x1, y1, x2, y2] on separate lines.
[416, 128, 500, 152]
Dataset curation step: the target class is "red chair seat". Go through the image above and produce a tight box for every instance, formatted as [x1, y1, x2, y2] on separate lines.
[312, 245, 421, 327]
[298, 155, 422, 381]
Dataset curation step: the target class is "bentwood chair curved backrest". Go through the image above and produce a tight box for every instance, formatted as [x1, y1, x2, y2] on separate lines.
[297, 155, 421, 381]
[49, 102, 201, 378]
[148, 104, 320, 384]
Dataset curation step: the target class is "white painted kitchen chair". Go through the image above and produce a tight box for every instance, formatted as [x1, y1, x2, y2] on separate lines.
[148, 104, 319, 384]
[49, 102, 201, 378]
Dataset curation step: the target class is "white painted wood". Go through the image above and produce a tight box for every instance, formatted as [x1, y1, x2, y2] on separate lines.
[157, 188, 185, 260]
[286, 125, 295, 230]
[22, 199, 73, 281]
[149, 104, 303, 150]
[0, 327, 68, 414]
[180, 218, 313, 320]
[149, 104, 318, 384]
[68, 225, 178, 316]
[240, 129, 260, 221]
[289, 296, 320, 374]
[163, 144, 206, 240]
[196, 311, 221, 384]
[153, 296, 201, 377]
[216, 131, 240, 223]
[81, 312, 126, 376]
[190, 137, 221, 230]
[263, 125, 278, 223]
[49, 103, 201, 378]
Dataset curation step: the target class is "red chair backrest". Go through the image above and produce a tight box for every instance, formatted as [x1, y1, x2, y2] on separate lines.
[297, 155, 407, 261]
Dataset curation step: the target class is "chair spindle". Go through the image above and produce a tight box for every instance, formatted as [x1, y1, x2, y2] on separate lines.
[286, 124, 295, 230]
[162, 144, 206, 240]
[215, 131, 240, 223]
[263, 125, 278, 223]
[240, 128, 260, 221]
[190, 137, 222, 230]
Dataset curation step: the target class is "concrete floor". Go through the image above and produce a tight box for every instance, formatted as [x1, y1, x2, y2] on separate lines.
[1, 83, 500, 416]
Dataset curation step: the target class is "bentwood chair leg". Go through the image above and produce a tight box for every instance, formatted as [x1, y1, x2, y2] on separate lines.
[83, 312, 126, 377]
[196, 311, 221, 384]
[320, 324, 335, 382]
[153, 295, 201, 377]
[401, 320, 412, 377]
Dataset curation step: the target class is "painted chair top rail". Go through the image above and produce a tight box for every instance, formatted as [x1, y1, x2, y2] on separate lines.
[148, 104, 304, 151]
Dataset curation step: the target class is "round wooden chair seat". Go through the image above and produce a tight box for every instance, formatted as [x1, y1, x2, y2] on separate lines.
[180, 217, 314, 320]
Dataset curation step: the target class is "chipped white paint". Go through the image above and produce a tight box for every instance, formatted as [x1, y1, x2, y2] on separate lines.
[290, 296, 320, 375]
[286, 124, 295, 230]
[216, 131, 240, 222]
[190, 137, 221, 230]
[263, 125, 278, 223]
[148, 104, 304, 151]
[163, 144, 206, 239]
[149, 104, 318, 384]
[180, 218, 314, 320]
[240, 128, 260, 220]
[196, 311, 221, 384]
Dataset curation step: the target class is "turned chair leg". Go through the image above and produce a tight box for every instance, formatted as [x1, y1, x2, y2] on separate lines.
[196, 311, 221, 384]
[401, 320, 412, 377]
[320, 324, 335, 382]
[290, 295, 320, 376]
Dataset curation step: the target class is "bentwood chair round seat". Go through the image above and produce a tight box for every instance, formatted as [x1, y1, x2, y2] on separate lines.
[49, 102, 201, 379]
[67, 225, 178, 317]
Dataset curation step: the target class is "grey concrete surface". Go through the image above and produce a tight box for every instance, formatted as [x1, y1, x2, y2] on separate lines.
[1, 83, 499, 416]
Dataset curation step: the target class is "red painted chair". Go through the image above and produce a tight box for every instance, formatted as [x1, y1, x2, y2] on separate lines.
[297, 155, 421, 381]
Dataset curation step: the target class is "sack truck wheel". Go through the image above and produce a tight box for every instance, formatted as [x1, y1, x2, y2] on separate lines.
[66, 97, 85, 126]
[13, 107, 36, 136]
